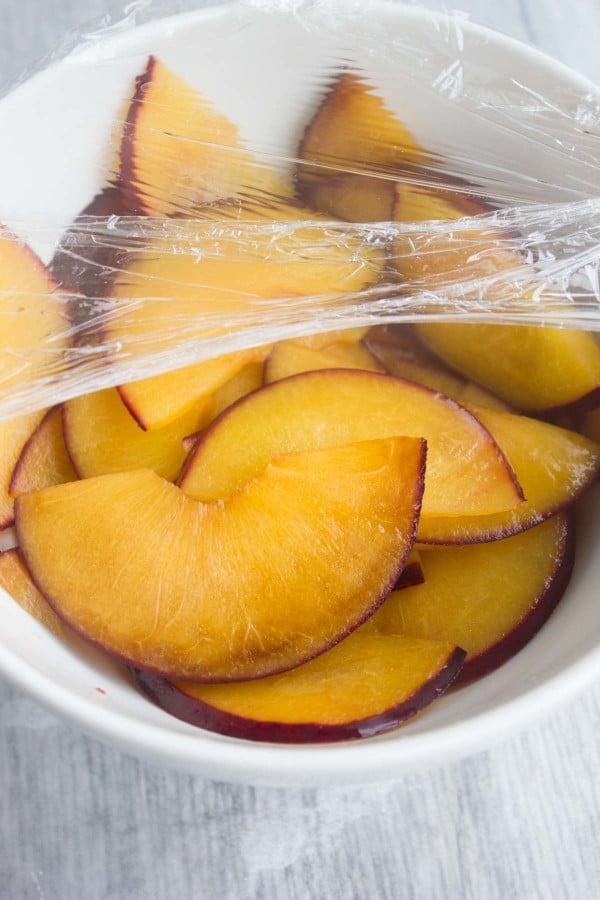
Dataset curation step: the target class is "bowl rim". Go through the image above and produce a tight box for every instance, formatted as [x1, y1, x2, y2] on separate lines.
[1, 0, 599, 785]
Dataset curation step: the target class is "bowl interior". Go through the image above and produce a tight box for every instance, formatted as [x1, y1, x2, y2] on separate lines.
[0, 1, 599, 785]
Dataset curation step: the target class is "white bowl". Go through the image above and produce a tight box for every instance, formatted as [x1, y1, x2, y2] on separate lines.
[0, 1, 599, 786]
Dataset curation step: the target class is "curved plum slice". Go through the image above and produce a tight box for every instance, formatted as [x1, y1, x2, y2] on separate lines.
[392, 185, 600, 415]
[419, 406, 600, 544]
[63, 388, 213, 481]
[110, 203, 382, 429]
[117, 353, 256, 432]
[180, 369, 522, 522]
[392, 185, 518, 288]
[416, 321, 600, 417]
[120, 56, 290, 216]
[371, 513, 574, 684]
[0, 227, 68, 403]
[134, 633, 465, 743]
[297, 73, 423, 221]
[9, 408, 77, 498]
[1, 411, 45, 529]
[0, 548, 65, 638]
[16, 437, 425, 682]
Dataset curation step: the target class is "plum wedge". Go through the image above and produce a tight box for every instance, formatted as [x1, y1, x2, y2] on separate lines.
[364, 331, 509, 411]
[9, 407, 77, 498]
[110, 202, 382, 429]
[0, 549, 65, 638]
[120, 56, 289, 215]
[419, 407, 600, 543]
[16, 437, 425, 682]
[117, 353, 257, 432]
[296, 75, 484, 223]
[370, 513, 573, 683]
[134, 633, 464, 743]
[0, 412, 45, 529]
[392, 186, 600, 414]
[297, 73, 423, 221]
[0, 227, 68, 399]
[180, 369, 522, 522]
[415, 321, 600, 416]
[392, 186, 518, 288]
[63, 388, 213, 480]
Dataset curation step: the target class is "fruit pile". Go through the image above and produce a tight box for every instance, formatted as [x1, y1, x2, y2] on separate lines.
[1, 59, 599, 743]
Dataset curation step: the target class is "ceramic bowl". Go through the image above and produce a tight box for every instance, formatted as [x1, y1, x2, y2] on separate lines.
[0, 1, 598, 786]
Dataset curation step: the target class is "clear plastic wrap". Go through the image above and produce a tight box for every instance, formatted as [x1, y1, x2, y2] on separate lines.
[1, 0, 600, 421]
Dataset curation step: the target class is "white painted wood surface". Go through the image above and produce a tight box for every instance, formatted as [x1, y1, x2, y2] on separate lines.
[2, 2, 600, 897]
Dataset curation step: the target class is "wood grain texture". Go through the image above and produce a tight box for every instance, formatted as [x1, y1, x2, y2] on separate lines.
[2, 1, 600, 898]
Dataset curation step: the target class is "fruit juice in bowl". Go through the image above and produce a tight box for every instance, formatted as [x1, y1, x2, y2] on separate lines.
[0, 1, 599, 785]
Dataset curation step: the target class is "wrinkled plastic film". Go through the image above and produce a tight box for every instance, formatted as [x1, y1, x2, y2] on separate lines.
[1, 0, 600, 421]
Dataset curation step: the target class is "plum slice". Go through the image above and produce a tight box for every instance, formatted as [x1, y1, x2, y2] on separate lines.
[415, 321, 600, 417]
[9, 407, 77, 498]
[110, 201, 383, 429]
[120, 56, 290, 216]
[364, 331, 509, 411]
[180, 369, 523, 521]
[392, 185, 600, 415]
[296, 73, 423, 221]
[118, 354, 259, 432]
[419, 407, 600, 543]
[0, 230, 72, 526]
[0, 548, 65, 638]
[0, 227, 68, 400]
[371, 513, 574, 683]
[296, 74, 483, 223]
[0, 412, 45, 529]
[63, 388, 213, 480]
[16, 437, 425, 682]
[134, 633, 464, 743]
[392, 185, 518, 288]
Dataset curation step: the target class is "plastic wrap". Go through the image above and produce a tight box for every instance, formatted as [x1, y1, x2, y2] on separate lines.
[1, 0, 600, 421]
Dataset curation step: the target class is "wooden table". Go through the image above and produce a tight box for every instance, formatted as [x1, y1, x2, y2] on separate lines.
[2, 2, 600, 897]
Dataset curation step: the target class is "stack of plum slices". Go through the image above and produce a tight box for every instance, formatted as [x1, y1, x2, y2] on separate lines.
[1, 60, 599, 742]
